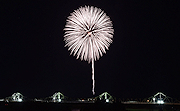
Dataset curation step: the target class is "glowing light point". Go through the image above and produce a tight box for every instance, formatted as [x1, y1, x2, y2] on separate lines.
[106, 99, 109, 103]
[58, 99, 61, 102]
[87, 32, 92, 36]
[157, 100, 164, 104]
[18, 98, 23, 102]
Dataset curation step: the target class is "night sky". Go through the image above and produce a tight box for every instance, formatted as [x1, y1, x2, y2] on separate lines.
[1, 0, 180, 100]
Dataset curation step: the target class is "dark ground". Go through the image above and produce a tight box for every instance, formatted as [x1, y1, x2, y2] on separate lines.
[1, 102, 180, 111]
[1, 102, 125, 111]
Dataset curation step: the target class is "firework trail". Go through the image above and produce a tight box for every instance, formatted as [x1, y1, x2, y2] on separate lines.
[64, 6, 114, 95]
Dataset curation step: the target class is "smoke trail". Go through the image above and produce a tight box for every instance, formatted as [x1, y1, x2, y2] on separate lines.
[92, 59, 95, 95]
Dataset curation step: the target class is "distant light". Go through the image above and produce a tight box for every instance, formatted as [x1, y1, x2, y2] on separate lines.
[153, 98, 155, 101]
[0, 99, 4, 101]
[58, 99, 61, 102]
[106, 99, 109, 103]
[18, 99, 23, 102]
[157, 100, 164, 104]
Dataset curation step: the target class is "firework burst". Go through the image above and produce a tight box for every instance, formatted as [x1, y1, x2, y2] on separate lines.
[64, 6, 114, 95]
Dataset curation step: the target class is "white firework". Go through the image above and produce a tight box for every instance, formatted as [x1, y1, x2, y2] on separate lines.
[64, 6, 114, 95]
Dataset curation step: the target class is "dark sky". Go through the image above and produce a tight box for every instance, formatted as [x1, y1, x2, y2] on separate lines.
[1, 0, 180, 100]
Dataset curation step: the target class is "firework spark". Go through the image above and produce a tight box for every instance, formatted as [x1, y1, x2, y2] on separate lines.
[64, 6, 114, 95]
